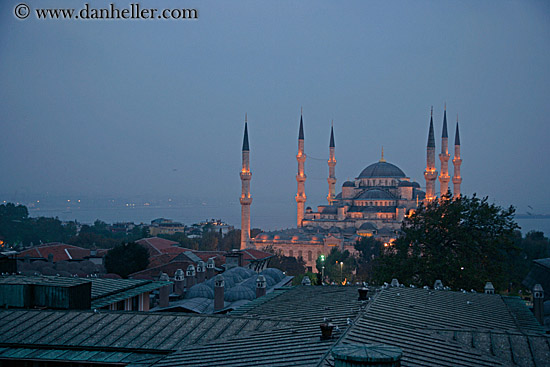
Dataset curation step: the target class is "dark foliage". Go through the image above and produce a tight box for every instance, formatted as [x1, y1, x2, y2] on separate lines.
[104, 242, 149, 278]
[263, 245, 306, 276]
[373, 193, 519, 291]
[315, 247, 356, 284]
[354, 236, 383, 282]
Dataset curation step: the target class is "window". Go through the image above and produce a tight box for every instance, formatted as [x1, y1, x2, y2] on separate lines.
[298, 250, 303, 259]
[308, 251, 312, 261]
[289, 250, 294, 257]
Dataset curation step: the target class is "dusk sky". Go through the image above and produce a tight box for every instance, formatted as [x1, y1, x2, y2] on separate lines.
[1, 0, 549, 229]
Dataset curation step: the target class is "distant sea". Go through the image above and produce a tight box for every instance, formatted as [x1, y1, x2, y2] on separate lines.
[28, 201, 296, 232]
[26, 202, 550, 236]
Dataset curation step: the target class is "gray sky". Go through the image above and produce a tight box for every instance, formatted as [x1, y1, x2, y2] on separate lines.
[1, 0, 549, 228]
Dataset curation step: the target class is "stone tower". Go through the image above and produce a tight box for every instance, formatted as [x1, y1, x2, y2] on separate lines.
[296, 111, 307, 227]
[439, 105, 450, 197]
[327, 123, 336, 204]
[240, 117, 252, 249]
[424, 107, 438, 202]
[452, 116, 462, 198]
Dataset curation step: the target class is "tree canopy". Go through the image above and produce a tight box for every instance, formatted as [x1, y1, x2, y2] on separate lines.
[104, 242, 149, 278]
[263, 245, 306, 276]
[315, 247, 356, 285]
[373, 193, 519, 291]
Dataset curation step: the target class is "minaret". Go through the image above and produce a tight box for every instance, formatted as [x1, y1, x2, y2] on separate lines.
[240, 116, 252, 249]
[452, 115, 462, 199]
[327, 122, 336, 204]
[424, 107, 438, 202]
[296, 110, 307, 227]
[438, 104, 451, 197]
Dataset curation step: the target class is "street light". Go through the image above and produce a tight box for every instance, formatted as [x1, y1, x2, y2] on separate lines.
[340, 261, 343, 284]
[320, 254, 325, 285]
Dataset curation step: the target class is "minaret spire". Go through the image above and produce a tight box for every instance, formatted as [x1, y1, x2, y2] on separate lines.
[379, 146, 386, 163]
[439, 106, 450, 197]
[296, 110, 307, 227]
[240, 117, 252, 249]
[452, 115, 462, 199]
[327, 122, 336, 204]
[424, 106, 438, 202]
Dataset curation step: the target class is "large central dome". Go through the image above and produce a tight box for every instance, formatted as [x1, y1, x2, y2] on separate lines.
[358, 161, 406, 178]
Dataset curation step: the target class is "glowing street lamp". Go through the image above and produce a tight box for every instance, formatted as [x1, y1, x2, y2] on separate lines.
[320, 254, 325, 285]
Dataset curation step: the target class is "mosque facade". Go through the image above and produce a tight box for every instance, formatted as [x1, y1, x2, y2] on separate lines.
[240, 107, 462, 272]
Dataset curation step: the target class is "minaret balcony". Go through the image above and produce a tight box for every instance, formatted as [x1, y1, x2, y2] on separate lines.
[240, 197, 253, 205]
[424, 170, 438, 180]
[240, 172, 252, 180]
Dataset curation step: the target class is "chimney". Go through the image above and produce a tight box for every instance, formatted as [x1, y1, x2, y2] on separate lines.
[214, 275, 225, 311]
[196, 261, 206, 283]
[301, 276, 311, 286]
[484, 282, 495, 294]
[185, 265, 196, 289]
[358, 287, 369, 301]
[331, 343, 402, 366]
[206, 258, 215, 279]
[158, 272, 170, 308]
[174, 269, 185, 296]
[533, 284, 544, 325]
[433, 280, 443, 290]
[390, 278, 399, 287]
[256, 275, 267, 298]
[47, 253, 54, 263]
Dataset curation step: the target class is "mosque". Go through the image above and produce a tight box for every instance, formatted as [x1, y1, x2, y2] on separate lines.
[239, 107, 462, 272]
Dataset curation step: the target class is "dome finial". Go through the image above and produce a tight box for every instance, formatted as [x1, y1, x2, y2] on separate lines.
[379, 146, 386, 163]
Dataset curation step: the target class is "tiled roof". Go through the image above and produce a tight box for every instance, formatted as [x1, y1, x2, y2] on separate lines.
[1, 285, 546, 367]
[156, 286, 363, 366]
[136, 237, 184, 256]
[0, 310, 288, 366]
[130, 261, 193, 280]
[326, 287, 549, 367]
[17, 243, 99, 262]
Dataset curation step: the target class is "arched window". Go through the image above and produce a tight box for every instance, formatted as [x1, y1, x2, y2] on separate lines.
[308, 251, 312, 261]
[289, 250, 293, 257]
[298, 250, 303, 259]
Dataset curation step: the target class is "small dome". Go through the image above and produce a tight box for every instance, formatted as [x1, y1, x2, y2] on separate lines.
[357, 189, 395, 200]
[343, 181, 354, 187]
[186, 283, 214, 299]
[359, 222, 377, 231]
[224, 284, 256, 301]
[261, 268, 285, 283]
[358, 162, 406, 179]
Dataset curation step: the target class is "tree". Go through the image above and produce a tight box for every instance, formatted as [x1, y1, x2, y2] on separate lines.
[263, 245, 306, 276]
[354, 236, 383, 282]
[373, 193, 519, 291]
[104, 242, 149, 278]
[315, 248, 356, 284]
